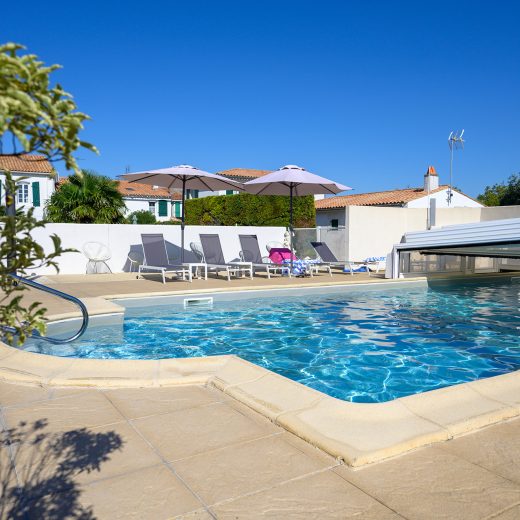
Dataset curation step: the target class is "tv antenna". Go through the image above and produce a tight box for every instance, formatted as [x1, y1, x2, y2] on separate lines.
[447, 130, 464, 206]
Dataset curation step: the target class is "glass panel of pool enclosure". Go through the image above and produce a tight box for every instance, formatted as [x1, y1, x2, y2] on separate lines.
[393, 218, 520, 277]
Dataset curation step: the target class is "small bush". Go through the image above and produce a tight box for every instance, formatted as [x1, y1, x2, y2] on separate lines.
[127, 210, 156, 224]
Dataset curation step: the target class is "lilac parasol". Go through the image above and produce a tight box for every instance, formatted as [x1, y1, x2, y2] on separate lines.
[244, 165, 351, 268]
[244, 164, 351, 196]
[120, 165, 243, 262]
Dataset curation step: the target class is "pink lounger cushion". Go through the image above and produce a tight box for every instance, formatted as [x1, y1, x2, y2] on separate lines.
[269, 248, 297, 264]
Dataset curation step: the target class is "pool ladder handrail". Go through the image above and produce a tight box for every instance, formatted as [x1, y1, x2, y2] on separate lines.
[1, 274, 89, 344]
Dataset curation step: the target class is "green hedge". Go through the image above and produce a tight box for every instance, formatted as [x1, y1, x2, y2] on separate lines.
[185, 194, 315, 227]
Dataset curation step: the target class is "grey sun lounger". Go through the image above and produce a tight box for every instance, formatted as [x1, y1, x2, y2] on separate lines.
[310, 241, 366, 276]
[138, 234, 191, 284]
[238, 234, 291, 278]
[200, 234, 253, 281]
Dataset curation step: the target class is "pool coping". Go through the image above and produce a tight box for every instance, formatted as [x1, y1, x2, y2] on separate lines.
[1, 277, 519, 467]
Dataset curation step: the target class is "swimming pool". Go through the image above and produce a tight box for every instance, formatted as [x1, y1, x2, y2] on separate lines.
[24, 280, 520, 403]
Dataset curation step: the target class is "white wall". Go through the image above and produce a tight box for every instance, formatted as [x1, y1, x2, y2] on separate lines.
[29, 223, 286, 275]
[23, 205, 520, 275]
[0, 172, 55, 220]
[478, 205, 520, 221]
[346, 206, 428, 261]
[345, 205, 520, 261]
[406, 189, 482, 208]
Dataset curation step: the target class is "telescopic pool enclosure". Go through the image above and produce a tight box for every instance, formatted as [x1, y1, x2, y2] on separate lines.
[391, 218, 520, 278]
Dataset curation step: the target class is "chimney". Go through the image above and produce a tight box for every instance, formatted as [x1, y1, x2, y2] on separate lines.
[424, 165, 439, 192]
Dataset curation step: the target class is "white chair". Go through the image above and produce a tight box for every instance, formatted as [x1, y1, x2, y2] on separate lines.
[266, 241, 283, 253]
[127, 250, 144, 273]
[190, 242, 205, 262]
[188, 242, 207, 279]
[82, 242, 112, 274]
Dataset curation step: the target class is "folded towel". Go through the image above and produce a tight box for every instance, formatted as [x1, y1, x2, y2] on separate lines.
[269, 248, 297, 264]
[282, 258, 308, 276]
[345, 265, 369, 273]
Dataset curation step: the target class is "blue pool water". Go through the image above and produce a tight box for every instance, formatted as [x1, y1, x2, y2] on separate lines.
[24, 280, 520, 403]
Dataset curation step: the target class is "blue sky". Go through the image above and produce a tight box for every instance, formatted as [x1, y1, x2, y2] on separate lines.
[3, 1, 520, 196]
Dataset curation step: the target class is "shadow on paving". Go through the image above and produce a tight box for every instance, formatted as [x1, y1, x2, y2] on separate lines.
[0, 419, 123, 519]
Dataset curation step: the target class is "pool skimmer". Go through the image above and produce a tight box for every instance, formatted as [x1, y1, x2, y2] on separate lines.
[183, 296, 214, 309]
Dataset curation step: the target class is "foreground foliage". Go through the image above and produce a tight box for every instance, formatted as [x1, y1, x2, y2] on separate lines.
[0, 42, 96, 344]
[0, 174, 74, 344]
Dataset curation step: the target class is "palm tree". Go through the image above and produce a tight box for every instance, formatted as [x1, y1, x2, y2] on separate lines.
[46, 170, 126, 223]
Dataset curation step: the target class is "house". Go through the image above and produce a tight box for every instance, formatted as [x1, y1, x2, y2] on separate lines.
[0, 154, 56, 220]
[58, 178, 183, 221]
[315, 166, 483, 227]
[118, 181, 182, 221]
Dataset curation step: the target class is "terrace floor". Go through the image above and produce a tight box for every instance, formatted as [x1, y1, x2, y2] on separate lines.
[0, 381, 519, 519]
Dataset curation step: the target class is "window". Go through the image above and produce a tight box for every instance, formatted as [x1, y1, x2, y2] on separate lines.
[226, 190, 235, 196]
[17, 183, 29, 204]
[331, 219, 339, 228]
[148, 201, 156, 214]
[158, 200, 168, 217]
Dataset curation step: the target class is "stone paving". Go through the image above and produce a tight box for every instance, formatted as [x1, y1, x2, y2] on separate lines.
[1, 381, 519, 519]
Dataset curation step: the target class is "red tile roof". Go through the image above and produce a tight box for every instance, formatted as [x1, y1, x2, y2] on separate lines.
[217, 168, 272, 179]
[59, 178, 182, 200]
[117, 180, 182, 200]
[0, 154, 54, 173]
[315, 185, 449, 209]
